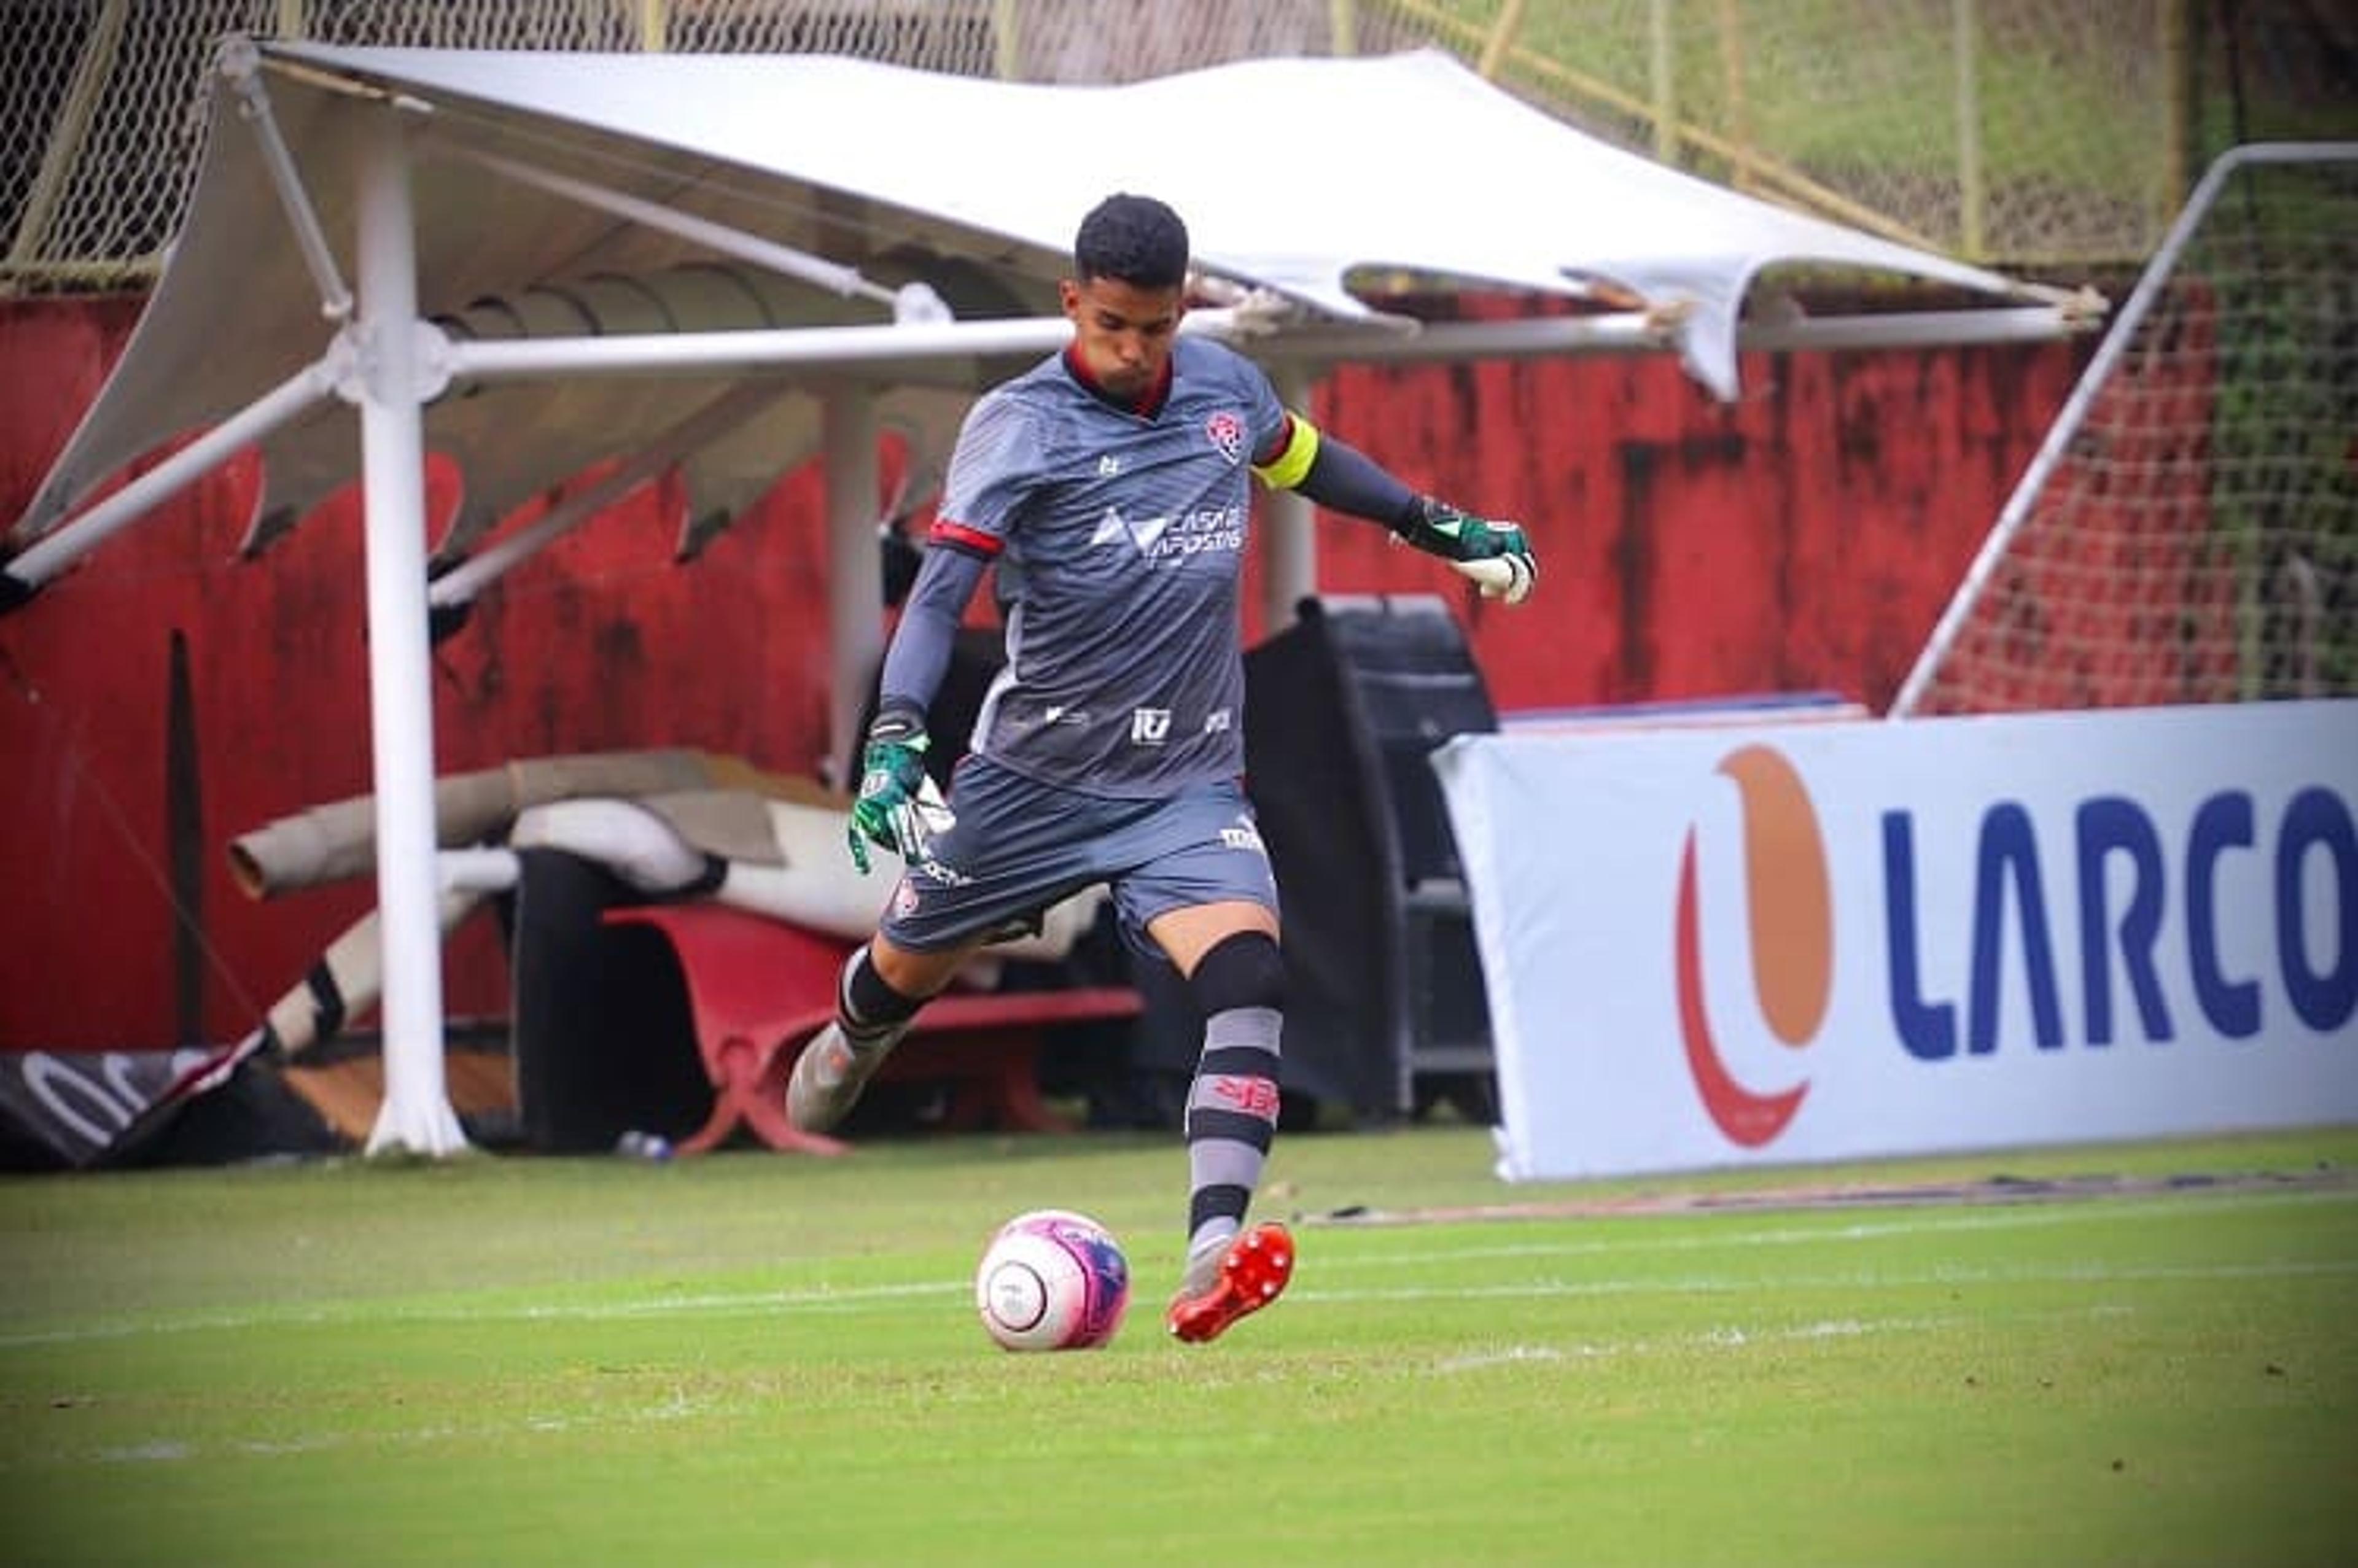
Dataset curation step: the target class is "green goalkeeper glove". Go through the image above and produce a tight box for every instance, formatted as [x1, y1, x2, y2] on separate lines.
[1396, 497, 1538, 604]
[846, 708, 951, 874]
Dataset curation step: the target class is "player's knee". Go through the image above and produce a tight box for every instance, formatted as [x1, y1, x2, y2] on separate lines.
[1187, 930, 1286, 1018]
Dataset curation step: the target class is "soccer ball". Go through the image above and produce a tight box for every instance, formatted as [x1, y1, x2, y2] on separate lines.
[973, 1209, 1130, 1352]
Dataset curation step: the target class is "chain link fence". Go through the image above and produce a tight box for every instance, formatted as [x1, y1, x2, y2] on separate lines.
[4, 0, 2354, 293]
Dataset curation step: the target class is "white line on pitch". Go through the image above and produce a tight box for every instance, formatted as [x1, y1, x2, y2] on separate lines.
[31, 1303, 2136, 1470]
[1291, 1256, 2358, 1308]
[1, 1251, 2349, 1352]
[1426, 1305, 2109, 1375]
[1304, 1186, 2358, 1268]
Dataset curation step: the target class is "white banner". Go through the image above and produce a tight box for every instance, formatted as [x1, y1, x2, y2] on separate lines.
[1433, 701, 2358, 1180]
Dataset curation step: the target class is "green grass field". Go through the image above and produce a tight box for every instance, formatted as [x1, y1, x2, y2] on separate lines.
[2, 1124, 2353, 1566]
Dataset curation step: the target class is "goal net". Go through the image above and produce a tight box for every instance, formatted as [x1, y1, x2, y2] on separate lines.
[1893, 143, 2358, 717]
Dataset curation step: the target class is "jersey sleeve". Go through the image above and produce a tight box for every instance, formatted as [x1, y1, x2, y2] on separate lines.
[1242, 356, 1318, 491]
[876, 545, 988, 718]
[1250, 409, 1321, 491]
[1243, 355, 1287, 455]
[932, 389, 1040, 554]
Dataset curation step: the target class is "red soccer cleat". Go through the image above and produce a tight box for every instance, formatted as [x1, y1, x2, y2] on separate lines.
[1166, 1222, 1295, 1344]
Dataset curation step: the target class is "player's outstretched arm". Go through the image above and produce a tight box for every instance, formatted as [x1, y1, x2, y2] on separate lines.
[1259, 417, 1537, 605]
[1393, 496, 1539, 605]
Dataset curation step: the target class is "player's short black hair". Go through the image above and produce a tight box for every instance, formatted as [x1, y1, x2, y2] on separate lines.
[1073, 193, 1189, 290]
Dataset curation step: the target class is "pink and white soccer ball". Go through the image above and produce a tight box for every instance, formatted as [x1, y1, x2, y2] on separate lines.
[973, 1209, 1130, 1351]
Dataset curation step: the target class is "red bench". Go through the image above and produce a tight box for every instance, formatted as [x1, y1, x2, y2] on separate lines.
[602, 902, 1142, 1156]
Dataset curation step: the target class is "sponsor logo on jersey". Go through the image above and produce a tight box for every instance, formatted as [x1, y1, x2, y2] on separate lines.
[1130, 707, 1173, 745]
[1219, 816, 1267, 856]
[1205, 409, 1246, 465]
[1090, 506, 1245, 565]
[1097, 455, 1123, 476]
[1203, 708, 1232, 734]
[1091, 507, 1170, 553]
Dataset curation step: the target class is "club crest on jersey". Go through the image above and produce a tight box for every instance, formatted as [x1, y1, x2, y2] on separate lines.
[1205, 409, 1246, 466]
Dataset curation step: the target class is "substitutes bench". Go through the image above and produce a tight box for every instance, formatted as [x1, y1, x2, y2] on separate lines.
[602, 902, 1142, 1156]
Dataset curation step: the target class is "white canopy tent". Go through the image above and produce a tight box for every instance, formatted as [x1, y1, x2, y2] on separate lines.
[0, 40, 2098, 1154]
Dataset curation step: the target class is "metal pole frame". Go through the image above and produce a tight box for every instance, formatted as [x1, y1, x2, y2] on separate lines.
[2, 352, 344, 595]
[220, 35, 354, 320]
[352, 106, 469, 1158]
[429, 303, 2085, 390]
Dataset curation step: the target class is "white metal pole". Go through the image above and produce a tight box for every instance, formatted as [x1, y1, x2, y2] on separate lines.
[823, 384, 884, 786]
[1261, 365, 1318, 635]
[439, 308, 1257, 382]
[353, 107, 467, 1157]
[429, 301, 2088, 398]
[220, 35, 352, 320]
[5, 354, 341, 589]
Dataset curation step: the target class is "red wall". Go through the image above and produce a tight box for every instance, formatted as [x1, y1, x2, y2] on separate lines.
[0, 295, 2082, 1050]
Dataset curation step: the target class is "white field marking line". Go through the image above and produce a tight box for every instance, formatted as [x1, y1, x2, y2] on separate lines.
[1348, 1174, 2358, 1229]
[49, 1387, 725, 1472]
[1426, 1300, 2133, 1375]
[2, 1189, 2348, 1352]
[1309, 1186, 2358, 1270]
[1296, 1256, 2358, 1310]
[0, 1280, 961, 1349]
[36, 1305, 2117, 1470]
[41, 1305, 2134, 1469]
[1433, 1345, 1569, 1372]
[4, 1254, 2348, 1359]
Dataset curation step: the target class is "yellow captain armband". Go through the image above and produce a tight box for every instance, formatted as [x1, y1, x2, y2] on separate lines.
[1250, 411, 1321, 491]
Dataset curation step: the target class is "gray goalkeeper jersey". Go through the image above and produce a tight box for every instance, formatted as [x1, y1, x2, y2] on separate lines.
[933, 335, 1291, 797]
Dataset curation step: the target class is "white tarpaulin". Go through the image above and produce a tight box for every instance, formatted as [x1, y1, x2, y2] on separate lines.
[6, 44, 2084, 562]
[252, 43, 2064, 382]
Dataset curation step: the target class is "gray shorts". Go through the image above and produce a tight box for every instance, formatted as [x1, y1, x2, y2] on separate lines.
[878, 754, 1280, 955]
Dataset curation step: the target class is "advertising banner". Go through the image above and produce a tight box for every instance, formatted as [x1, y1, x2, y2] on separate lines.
[0, 1043, 245, 1168]
[1434, 701, 2357, 1180]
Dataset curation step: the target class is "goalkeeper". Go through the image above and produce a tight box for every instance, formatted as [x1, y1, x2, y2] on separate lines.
[787, 192, 1537, 1345]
